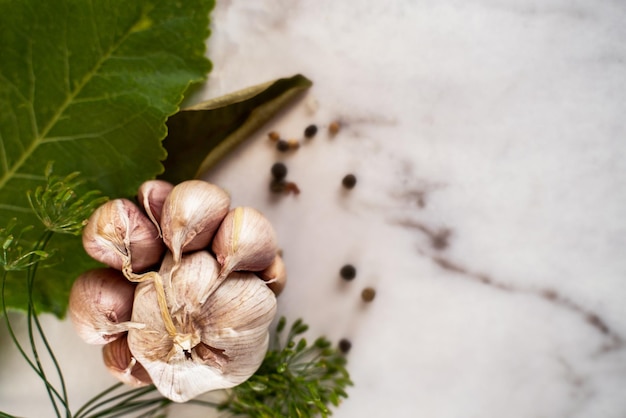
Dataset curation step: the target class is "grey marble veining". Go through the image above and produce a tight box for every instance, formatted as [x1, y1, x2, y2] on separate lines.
[202, 1, 626, 417]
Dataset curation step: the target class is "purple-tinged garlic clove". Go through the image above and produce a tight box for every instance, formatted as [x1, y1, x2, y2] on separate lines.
[82, 199, 165, 272]
[102, 334, 152, 387]
[160, 180, 230, 265]
[257, 254, 287, 296]
[211, 207, 278, 281]
[69, 268, 144, 344]
[137, 180, 174, 236]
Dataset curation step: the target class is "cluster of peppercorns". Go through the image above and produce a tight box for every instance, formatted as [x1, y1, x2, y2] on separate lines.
[267, 122, 358, 196]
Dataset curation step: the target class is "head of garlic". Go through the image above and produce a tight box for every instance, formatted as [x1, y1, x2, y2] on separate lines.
[68, 268, 144, 344]
[160, 180, 230, 265]
[127, 250, 277, 403]
[211, 207, 278, 281]
[82, 198, 165, 273]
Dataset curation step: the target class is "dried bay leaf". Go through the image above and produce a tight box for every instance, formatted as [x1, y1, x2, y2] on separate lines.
[161, 74, 313, 184]
[0, 0, 214, 316]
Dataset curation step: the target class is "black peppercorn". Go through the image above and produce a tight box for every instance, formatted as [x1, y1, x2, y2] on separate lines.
[340, 264, 356, 281]
[304, 124, 318, 138]
[342, 174, 357, 189]
[338, 338, 352, 354]
[271, 162, 287, 181]
[276, 139, 290, 152]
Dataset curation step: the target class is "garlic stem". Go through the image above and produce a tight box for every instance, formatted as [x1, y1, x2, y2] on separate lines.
[152, 272, 178, 338]
[123, 268, 178, 338]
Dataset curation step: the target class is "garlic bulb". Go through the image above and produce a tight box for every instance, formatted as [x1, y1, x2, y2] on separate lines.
[211, 207, 278, 280]
[68, 268, 144, 344]
[82, 199, 165, 272]
[102, 334, 152, 387]
[257, 254, 287, 296]
[127, 250, 277, 403]
[160, 180, 230, 265]
[137, 180, 174, 235]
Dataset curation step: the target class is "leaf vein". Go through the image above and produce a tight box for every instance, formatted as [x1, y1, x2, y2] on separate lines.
[0, 7, 151, 191]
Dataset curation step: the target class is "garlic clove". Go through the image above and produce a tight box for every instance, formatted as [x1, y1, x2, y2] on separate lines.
[127, 251, 277, 403]
[137, 180, 174, 236]
[159, 250, 220, 307]
[160, 180, 230, 265]
[257, 254, 287, 296]
[211, 207, 278, 281]
[102, 334, 152, 387]
[68, 268, 144, 344]
[194, 272, 276, 383]
[82, 198, 165, 272]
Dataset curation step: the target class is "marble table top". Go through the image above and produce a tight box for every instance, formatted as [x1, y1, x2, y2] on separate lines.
[2, 0, 625, 417]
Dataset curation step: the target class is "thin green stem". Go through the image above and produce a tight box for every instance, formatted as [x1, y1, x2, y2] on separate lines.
[87, 399, 168, 418]
[0, 271, 66, 405]
[78, 385, 157, 418]
[26, 231, 66, 417]
[73, 383, 123, 418]
[31, 309, 70, 414]
[134, 403, 169, 418]
[33, 231, 69, 413]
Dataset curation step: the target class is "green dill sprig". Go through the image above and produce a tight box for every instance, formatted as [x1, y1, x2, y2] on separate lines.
[27, 163, 108, 236]
[221, 317, 353, 418]
[0, 219, 50, 271]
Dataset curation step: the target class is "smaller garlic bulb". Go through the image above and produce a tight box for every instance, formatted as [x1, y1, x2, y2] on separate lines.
[161, 180, 230, 265]
[68, 268, 144, 344]
[82, 199, 165, 272]
[137, 180, 174, 236]
[211, 207, 278, 280]
[102, 334, 152, 387]
[257, 254, 287, 296]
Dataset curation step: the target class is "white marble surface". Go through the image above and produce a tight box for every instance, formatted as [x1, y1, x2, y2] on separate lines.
[2, 0, 626, 417]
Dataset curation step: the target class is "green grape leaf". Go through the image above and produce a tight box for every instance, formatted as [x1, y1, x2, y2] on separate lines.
[0, 0, 214, 317]
[161, 74, 312, 184]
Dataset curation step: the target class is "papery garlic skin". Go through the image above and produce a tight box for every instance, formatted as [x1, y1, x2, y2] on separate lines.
[257, 254, 287, 296]
[102, 334, 152, 387]
[127, 250, 277, 403]
[211, 207, 278, 280]
[159, 250, 220, 307]
[69, 268, 143, 344]
[137, 180, 174, 235]
[161, 180, 230, 264]
[82, 199, 165, 272]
